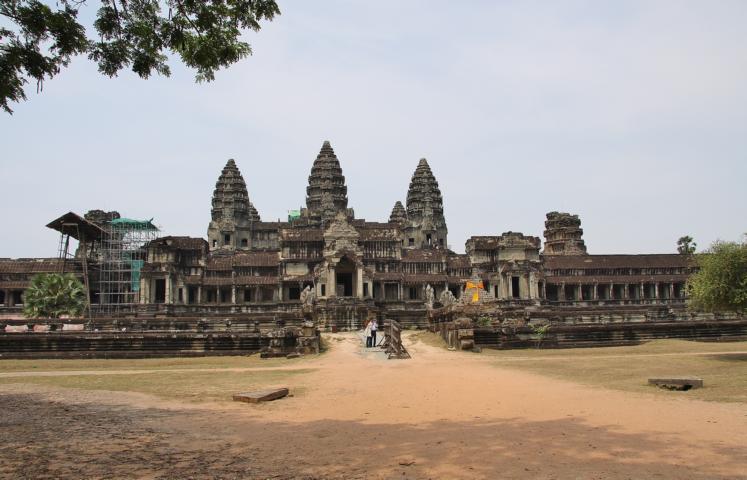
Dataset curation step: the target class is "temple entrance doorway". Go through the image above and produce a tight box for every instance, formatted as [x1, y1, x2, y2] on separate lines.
[336, 256, 356, 297]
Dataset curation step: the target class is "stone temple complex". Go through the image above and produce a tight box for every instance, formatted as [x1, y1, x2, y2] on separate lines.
[1, 141, 745, 356]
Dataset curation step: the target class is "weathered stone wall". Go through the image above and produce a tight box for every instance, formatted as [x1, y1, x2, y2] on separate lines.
[0, 332, 268, 359]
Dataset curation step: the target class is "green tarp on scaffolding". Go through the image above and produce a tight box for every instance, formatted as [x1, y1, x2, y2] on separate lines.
[288, 210, 301, 222]
[131, 260, 144, 291]
[111, 217, 158, 230]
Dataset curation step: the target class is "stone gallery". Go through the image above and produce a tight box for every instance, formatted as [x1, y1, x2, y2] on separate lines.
[1, 141, 743, 355]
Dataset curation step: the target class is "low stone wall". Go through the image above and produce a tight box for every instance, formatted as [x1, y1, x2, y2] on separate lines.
[0, 313, 322, 359]
[430, 301, 747, 350]
[0, 332, 268, 359]
[471, 319, 747, 349]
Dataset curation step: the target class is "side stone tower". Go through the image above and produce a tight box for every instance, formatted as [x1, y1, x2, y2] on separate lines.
[207, 159, 260, 251]
[542, 211, 588, 255]
[389, 201, 407, 224]
[303, 141, 353, 225]
[404, 158, 447, 249]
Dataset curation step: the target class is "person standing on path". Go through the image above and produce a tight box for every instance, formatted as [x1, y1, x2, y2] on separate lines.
[364, 320, 372, 348]
[370, 318, 378, 347]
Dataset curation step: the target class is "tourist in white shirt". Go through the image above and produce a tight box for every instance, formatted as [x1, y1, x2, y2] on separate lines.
[364, 320, 372, 348]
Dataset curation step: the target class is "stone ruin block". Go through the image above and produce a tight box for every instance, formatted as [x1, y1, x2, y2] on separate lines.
[648, 377, 703, 391]
[233, 387, 289, 403]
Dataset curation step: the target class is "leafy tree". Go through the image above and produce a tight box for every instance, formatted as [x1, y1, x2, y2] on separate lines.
[687, 240, 747, 313]
[22, 272, 87, 318]
[677, 235, 697, 255]
[1, 0, 280, 113]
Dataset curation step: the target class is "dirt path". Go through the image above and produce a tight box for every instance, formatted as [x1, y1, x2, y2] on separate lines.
[1, 332, 746, 479]
[3, 348, 747, 378]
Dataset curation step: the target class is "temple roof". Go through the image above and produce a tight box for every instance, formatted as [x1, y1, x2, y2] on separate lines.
[405, 158, 445, 226]
[211, 159, 260, 223]
[306, 141, 349, 222]
[149, 236, 207, 251]
[0, 258, 77, 274]
[46, 212, 105, 241]
[542, 254, 694, 270]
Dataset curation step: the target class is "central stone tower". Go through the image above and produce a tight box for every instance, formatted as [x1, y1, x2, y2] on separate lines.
[303, 141, 353, 225]
[403, 158, 447, 249]
[207, 159, 260, 251]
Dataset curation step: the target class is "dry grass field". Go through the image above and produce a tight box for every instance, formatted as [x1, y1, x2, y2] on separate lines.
[417, 332, 747, 404]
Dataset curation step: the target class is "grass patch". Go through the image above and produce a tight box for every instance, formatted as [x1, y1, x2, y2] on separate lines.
[0, 353, 317, 373]
[483, 340, 747, 404]
[0, 368, 315, 403]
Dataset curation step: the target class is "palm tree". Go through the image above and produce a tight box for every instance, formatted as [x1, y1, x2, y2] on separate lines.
[22, 273, 87, 319]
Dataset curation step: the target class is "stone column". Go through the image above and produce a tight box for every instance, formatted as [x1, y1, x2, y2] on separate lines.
[654, 283, 659, 301]
[3, 289, 8, 307]
[609, 282, 615, 300]
[165, 276, 172, 304]
[197, 286, 202, 305]
[593, 283, 599, 301]
[559, 282, 566, 301]
[356, 267, 364, 299]
[669, 283, 675, 300]
[139, 281, 147, 304]
[527, 273, 536, 299]
[641, 282, 645, 301]
[329, 267, 336, 298]
[231, 286, 236, 304]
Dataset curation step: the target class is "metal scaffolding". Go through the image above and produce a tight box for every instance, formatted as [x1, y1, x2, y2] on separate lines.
[98, 218, 158, 313]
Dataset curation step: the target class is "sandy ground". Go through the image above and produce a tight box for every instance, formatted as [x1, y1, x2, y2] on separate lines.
[1, 332, 746, 479]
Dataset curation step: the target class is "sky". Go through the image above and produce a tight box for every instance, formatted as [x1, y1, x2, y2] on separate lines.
[1, 0, 746, 258]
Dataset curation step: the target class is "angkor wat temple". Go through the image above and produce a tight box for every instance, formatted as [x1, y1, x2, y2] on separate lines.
[1, 141, 745, 355]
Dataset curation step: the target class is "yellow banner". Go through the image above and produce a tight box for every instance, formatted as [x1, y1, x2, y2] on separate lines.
[465, 280, 484, 303]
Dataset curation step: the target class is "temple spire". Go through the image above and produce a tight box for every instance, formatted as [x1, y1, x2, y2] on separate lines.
[406, 158, 444, 222]
[207, 159, 259, 250]
[404, 158, 447, 248]
[305, 140, 350, 224]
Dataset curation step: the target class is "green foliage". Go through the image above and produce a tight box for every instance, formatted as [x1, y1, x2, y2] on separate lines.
[1, 0, 280, 113]
[677, 235, 697, 255]
[22, 273, 87, 319]
[476, 315, 491, 327]
[687, 240, 747, 313]
[529, 323, 551, 349]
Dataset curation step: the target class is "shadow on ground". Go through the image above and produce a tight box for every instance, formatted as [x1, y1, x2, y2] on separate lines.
[1, 393, 744, 480]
